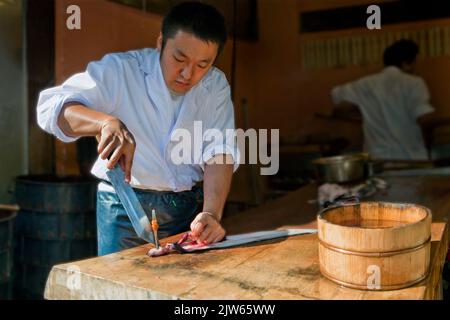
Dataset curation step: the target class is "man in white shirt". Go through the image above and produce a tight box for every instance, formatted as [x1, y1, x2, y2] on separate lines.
[37, 2, 239, 255]
[331, 40, 436, 160]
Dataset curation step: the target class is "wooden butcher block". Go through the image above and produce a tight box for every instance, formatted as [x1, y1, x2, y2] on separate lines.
[44, 222, 448, 300]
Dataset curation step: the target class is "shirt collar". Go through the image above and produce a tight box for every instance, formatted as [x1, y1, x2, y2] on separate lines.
[384, 65, 401, 73]
[138, 48, 161, 77]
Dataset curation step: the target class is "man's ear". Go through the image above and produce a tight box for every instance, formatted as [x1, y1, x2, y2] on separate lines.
[156, 32, 163, 52]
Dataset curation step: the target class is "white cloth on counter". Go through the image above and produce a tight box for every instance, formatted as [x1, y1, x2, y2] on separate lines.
[36, 48, 239, 192]
[317, 178, 388, 207]
[331, 66, 434, 161]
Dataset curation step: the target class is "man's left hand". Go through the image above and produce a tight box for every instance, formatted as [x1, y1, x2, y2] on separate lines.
[190, 212, 225, 245]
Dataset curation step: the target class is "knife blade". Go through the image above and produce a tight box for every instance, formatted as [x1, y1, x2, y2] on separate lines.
[179, 229, 318, 252]
[106, 164, 154, 243]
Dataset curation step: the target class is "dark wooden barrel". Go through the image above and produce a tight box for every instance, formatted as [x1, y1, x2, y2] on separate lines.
[0, 205, 18, 299]
[14, 175, 97, 299]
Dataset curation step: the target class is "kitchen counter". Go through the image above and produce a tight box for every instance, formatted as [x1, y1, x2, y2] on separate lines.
[44, 175, 450, 300]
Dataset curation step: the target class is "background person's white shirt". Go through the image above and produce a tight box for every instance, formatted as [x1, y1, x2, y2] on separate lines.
[37, 48, 239, 191]
[331, 66, 434, 160]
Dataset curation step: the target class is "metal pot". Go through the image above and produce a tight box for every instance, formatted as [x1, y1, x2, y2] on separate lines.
[313, 155, 366, 183]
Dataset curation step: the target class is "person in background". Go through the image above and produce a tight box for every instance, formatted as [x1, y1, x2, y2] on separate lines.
[36, 2, 239, 255]
[331, 39, 449, 161]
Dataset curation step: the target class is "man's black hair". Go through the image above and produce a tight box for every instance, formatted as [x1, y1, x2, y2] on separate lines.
[161, 1, 227, 54]
[383, 39, 419, 67]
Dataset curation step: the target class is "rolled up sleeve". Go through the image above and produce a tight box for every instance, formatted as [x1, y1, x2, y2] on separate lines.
[410, 78, 434, 119]
[331, 82, 360, 106]
[36, 53, 121, 142]
[201, 73, 240, 172]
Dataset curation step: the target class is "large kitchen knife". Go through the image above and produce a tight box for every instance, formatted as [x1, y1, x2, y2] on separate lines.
[106, 164, 155, 243]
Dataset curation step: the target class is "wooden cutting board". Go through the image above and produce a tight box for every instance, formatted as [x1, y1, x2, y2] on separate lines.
[44, 222, 448, 300]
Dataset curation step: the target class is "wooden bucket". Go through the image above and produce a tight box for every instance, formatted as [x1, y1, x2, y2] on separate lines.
[317, 202, 431, 290]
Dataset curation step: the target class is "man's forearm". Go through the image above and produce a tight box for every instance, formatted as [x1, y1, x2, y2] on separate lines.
[202, 154, 234, 221]
[57, 102, 115, 138]
[332, 101, 361, 120]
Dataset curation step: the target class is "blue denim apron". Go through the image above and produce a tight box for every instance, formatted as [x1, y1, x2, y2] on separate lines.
[96, 181, 203, 256]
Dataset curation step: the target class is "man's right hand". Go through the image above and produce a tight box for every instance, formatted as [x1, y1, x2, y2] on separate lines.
[57, 103, 136, 183]
[97, 118, 136, 183]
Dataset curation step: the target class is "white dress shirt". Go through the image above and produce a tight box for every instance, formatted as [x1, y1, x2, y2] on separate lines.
[332, 66, 434, 160]
[37, 48, 239, 191]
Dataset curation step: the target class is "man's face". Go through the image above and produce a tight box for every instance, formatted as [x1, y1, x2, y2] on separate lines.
[157, 30, 219, 94]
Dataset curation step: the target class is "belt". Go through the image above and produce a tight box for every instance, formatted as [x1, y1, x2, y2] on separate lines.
[99, 179, 200, 195]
